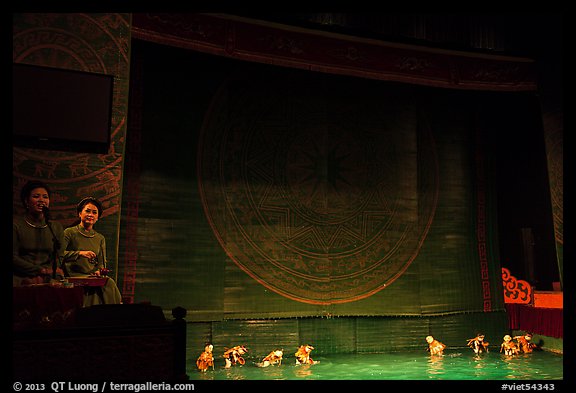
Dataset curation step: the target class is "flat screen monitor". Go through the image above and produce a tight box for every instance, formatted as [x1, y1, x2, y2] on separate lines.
[12, 63, 114, 154]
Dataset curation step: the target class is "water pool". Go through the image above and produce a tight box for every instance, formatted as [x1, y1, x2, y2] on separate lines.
[188, 350, 563, 381]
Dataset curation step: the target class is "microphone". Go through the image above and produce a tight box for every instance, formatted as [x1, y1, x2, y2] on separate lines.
[42, 205, 51, 221]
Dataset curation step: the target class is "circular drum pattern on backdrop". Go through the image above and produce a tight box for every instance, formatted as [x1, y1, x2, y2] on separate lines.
[198, 74, 438, 304]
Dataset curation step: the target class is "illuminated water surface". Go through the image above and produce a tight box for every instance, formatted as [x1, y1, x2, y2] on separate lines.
[188, 350, 563, 380]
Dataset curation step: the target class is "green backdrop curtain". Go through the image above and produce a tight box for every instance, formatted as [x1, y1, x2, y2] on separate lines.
[121, 41, 508, 322]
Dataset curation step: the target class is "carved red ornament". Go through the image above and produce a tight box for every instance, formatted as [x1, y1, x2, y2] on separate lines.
[502, 267, 532, 304]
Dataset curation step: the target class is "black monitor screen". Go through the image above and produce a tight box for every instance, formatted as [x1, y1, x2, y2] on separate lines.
[13, 63, 114, 154]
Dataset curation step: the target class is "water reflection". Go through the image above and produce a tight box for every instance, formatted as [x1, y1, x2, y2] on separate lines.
[186, 350, 562, 380]
[259, 363, 286, 380]
[501, 353, 561, 380]
[427, 355, 445, 378]
[222, 365, 248, 380]
[501, 353, 529, 379]
[293, 364, 314, 378]
[471, 352, 489, 378]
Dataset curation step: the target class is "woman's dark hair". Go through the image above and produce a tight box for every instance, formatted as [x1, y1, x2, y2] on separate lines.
[20, 180, 51, 208]
[76, 196, 103, 216]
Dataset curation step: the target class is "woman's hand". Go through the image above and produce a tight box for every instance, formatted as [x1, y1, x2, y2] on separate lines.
[39, 267, 52, 275]
[79, 250, 97, 260]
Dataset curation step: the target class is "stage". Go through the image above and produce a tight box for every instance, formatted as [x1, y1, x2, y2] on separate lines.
[188, 350, 563, 380]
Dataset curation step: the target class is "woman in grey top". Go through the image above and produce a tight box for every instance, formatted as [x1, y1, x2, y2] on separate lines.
[63, 196, 122, 305]
[13, 180, 65, 286]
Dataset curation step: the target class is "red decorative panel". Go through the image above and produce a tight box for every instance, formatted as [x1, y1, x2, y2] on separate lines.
[502, 267, 532, 304]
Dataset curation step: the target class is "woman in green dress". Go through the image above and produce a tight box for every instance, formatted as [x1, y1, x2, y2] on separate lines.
[13, 180, 65, 286]
[63, 196, 122, 306]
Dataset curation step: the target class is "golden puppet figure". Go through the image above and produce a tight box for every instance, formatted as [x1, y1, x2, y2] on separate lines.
[426, 335, 447, 356]
[514, 333, 538, 353]
[466, 333, 489, 354]
[257, 349, 284, 367]
[295, 344, 319, 365]
[223, 345, 248, 368]
[196, 344, 215, 372]
[500, 335, 520, 356]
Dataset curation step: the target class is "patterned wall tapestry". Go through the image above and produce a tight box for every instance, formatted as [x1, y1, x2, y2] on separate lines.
[197, 70, 437, 305]
[125, 41, 508, 319]
[12, 13, 131, 277]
